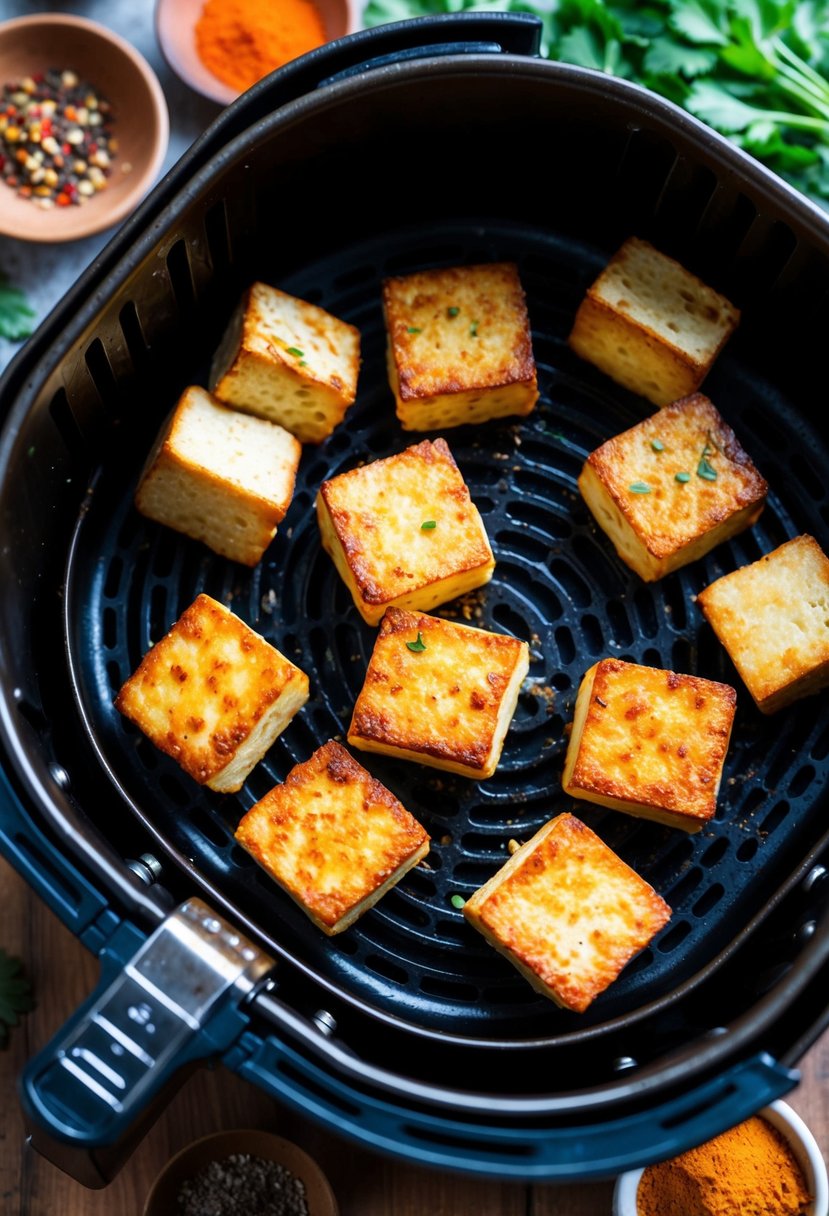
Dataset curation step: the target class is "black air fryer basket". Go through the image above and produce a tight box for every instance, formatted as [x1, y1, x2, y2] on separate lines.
[2, 14, 829, 1187]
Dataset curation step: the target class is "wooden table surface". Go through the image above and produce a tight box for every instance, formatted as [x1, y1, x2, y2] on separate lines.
[1, 855, 826, 1216]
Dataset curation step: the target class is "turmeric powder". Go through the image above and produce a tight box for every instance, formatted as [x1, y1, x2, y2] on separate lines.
[195, 0, 327, 94]
[637, 1114, 812, 1216]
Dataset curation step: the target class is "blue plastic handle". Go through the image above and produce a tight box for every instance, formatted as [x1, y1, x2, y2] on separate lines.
[229, 1034, 798, 1179]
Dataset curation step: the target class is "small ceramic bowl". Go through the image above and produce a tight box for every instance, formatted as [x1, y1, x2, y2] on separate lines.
[0, 14, 169, 243]
[143, 1128, 339, 1216]
[613, 1100, 829, 1216]
[156, 0, 362, 106]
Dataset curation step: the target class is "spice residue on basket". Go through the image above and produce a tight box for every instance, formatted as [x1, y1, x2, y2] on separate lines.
[0, 69, 117, 209]
[195, 0, 327, 94]
[176, 1151, 310, 1216]
[636, 1114, 812, 1216]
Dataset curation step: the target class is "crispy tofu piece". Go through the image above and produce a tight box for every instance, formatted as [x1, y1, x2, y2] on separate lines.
[114, 594, 309, 793]
[562, 659, 736, 831]
[316, 437, 495, 626]
[568, 238, 740, 406]
[579, 394, 767, 581]
[348, 607, 529, 778]
[383, 262, 538, 430]
[696, 534, 829, 714]
[134, 386, 301, 567]
[235, 741, 430, 935]
[464, 813, 671, 1012]
[209, 281, 361, 444]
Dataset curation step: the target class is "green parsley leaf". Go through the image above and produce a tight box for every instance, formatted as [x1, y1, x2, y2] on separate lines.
[406, 631, 427, 653]
[0, 275, 36, 341]
[407, 326, 422, 334]
[0, 949, 34, 1047]
[450, 894, 466, 910]
[667, 0, 729, 47]
[629, 481, 652, 493]
[285, 347, 304, 358]
[421, 520, 437, 530]
[469, 320, 479, 337]
[447, 306, 460, 317]
[675, 471, 691, 482]
[651, 438, 665, 451]
[697, 455, 718, 480]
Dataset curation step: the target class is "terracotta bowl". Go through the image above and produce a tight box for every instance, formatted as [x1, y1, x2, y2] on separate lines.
[612, 1100, 829, 1216]
[143, 1129, 339, 1216]
[0, 14, 169, 243]
[156, 0, 362, 106]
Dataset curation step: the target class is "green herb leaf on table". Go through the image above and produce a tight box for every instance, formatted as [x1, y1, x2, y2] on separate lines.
[0, 276, 36, 341]
[0, 948, 34, 1048]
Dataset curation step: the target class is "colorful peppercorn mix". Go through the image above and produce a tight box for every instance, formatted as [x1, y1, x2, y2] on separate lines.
[0, 69, 117, 209]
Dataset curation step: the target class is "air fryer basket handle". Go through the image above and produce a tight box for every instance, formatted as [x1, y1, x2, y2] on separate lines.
[20, 899, 272, 1188]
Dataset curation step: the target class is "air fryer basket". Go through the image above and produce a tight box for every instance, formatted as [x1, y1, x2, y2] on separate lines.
[2, 14, 829, 1184]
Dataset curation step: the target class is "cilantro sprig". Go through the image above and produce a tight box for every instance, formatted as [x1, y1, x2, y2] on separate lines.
[364, 0, 829, 209]
[0, 275, 36, 341]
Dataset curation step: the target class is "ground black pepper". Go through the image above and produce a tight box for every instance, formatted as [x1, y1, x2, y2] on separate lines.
[176, 1152, 310, 1216]
[0, 68, 118, 208]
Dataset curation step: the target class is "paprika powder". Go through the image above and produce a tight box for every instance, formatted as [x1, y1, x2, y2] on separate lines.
[195, 0, 327, 94]
[637, 1114, 812, 1216]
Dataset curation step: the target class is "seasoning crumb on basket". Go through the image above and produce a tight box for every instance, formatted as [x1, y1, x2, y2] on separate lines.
[195, 0, 327, 94]
[176, 1152, 309, 1216]
[0, 69, 116, 209]
[636, 1114, 812, 1216]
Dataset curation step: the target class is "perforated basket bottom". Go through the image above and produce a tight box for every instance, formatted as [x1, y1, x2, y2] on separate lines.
[65, 221, 829, 1043]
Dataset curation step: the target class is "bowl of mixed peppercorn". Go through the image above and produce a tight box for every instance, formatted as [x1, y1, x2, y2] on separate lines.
[0, 13, 168, 242]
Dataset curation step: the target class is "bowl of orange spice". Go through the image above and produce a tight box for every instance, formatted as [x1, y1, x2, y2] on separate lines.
[156, 0, 362, 106]
[613, 1101, 828, 1216]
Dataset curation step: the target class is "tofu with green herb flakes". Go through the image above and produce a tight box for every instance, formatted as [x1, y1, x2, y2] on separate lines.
[235, 741, 430, 935]
[383, 262, 538, 430]
[696, 534, 829, 714]
[568, 237, 739, 406]
[316, 437, 495, 626]
[347, 607, 529, 778]
[209, 281, 361, 444]
[114, 594, 309, 793]
[463, 813, 671, 1013]
[579, 393, 767, 581]
[562, 658, 736, 832]
[135, 386, 301, 567]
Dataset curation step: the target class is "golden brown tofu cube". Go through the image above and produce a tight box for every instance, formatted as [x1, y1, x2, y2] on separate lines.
[210, 281, 361, 444]
[316, 437, 495, 626]
[135, 386, 301, 567]
[235, 741, 430, 935]
[579, 393, 767, 581]
[383, 262, 538, 430]
[562, 658, 736, 832]
[568, 237, 740, 406]
[463, 813, 671, 1012]
[347, 607, 529, 778]
[114, 594, 309, 793]
[696, 534, 829, 714]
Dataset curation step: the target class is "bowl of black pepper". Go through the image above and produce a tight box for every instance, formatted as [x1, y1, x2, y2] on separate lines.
[0, 13, 168, 242]
[143, 1129, 339, 1216]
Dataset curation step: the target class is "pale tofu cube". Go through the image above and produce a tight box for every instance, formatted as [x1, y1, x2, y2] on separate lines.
[383, 262, 538, 430]
[210, 281, 361, 443]
[579, 393, 767, 581]
[114, 594, 309, 793]
[463, 813, 671, 1012]
[562, 658, 736, 832]
[569, 238, 740, 406]
[235, 741, 430, 935]
[134, 386, 301, 567]
[316, 437, 495, 626]
[347, 607, 529, 779]
[696, 534, 829, 714]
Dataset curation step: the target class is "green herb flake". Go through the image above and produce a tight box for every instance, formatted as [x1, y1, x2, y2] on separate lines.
[651, 438, 665, 452]
[628, 481, 652, 494]
[450, 894, 466, 910]
[27, 445, 35, 457]
[447, 306, 460, 317]
[470, 320, 479, 337]
[406, 631, 427, 653]
[0, 275, 36, 342]
[697, 456, 718, 481]
[421, 520, 437, 530]
[675, 471, 691, 483]
[285, 347, 304, 358]
[407, 326, 422, 334]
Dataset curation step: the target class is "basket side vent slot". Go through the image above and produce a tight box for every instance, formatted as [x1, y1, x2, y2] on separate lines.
[119, 300, 150, 372]
[48, 386, 88, 468]
[615, 129, 679, 237]
[84, 338, 119, 412]
[205, 200, 231, 277]
[166, 239, 197, 321]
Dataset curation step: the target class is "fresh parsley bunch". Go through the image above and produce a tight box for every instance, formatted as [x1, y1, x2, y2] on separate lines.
[364, 0, 829, 208]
